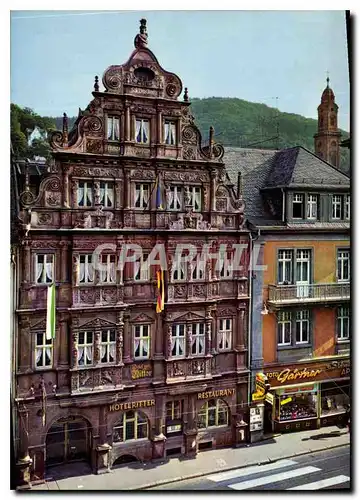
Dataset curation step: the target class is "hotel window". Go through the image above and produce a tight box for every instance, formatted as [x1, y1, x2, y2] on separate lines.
[166, 400, 183, 435]
[277, 311, 292, 346]
[337, 307, 350, 341]
[100, 254, 116, 284]
[35, 332, 53, 369]
[337, 249, 350, 282]
[164, 121, 176, 145]
[345, 195, 350, 220]
[36, 254, 54, 284]
[172, 259, 186, 281]
[307, 194, 318, 220]
[292, 193, 304, 219]
[171, 324, 186, 358]
[135, 118, 150, 144]
[78, 331, 93, 366]
[198, 399, 229, 429]
[219, 250, 233, 279]
[113, 411, 148, 442]
[218, 318, 232, 351]
[107, 116, 120, 141]
[332, 195, 342, 219]
[192, 256, 205, 280]
[134, 183, 149, 209]
[168, 186, 183, 211]
[191, 323, 205, 356]
[134, 252, 150, 281]
[190, 187, 201, 212]
[77, 181, 93, 207]
[100, 182, 114, 207]
[100, 329, 116, 364]
[295, 310, 310, 344]
[79, 255, 94, 284]
[134, 324, 150, 360]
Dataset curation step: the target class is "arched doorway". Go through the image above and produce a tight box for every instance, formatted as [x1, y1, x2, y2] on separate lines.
[46, 416, 91, 466]
[112, 454, 139, 468]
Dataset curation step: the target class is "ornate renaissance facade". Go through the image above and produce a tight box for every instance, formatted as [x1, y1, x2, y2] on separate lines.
[13, 20, 251, 487]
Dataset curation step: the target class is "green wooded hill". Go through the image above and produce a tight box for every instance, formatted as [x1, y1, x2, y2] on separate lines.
[53, 96, 350, 173]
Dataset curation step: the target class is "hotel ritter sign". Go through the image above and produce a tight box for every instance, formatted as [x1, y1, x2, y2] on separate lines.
[265, 359, 350, 387]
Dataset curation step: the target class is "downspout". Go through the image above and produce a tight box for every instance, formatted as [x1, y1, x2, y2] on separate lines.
[248, 227, 260, 403]
[281, 188, 285, 222]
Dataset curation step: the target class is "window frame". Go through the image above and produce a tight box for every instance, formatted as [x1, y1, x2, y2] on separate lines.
[190, 186, 202, 212]
[134, 183, 150, 209]
[198, 399, 229, 429]
[79, 254, 94, 284]
[78, 331, 94, 367]
[171, 324, 186, 359]
[191, 323, 206, 356]
[277, 311, 292, 346]
[168, 185, 183, 211]
[35, 332, 53, 369]
[218, 318, 232, 352]
[345, 194, 350, 220]
[218, 250, 233, 279]
[100, 181, 114, 208]
[35, 253, 55, 285]
[295, 310, 310, 344]
[100, 254, 116, 284]
[331, 194, 342, 220]
[337, 249, 350, 283]
[192, 256, 206, 281]
[77, 181, 93, 208]
[100, 329, 116, 364]
[135, 118, 150, 144]
[172, 259, 187, 282]
[307, 194, 318, 220]
[134, 252, 150, 282]
[292, 193, 304, 219]
[164, 121, 177, 145]
[113, 411, 149, 443]
[133, 324, 150, 360]
[107, 116, 120, 141]
[337, 306, 350, 342]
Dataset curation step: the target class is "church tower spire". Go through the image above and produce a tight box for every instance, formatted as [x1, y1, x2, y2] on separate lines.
[314, 76, 342, 167]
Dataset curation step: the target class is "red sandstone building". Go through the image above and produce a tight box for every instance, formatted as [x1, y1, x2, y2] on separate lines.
[13, 20, 251, 486]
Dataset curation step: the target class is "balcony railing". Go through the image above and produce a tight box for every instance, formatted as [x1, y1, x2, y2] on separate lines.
[268, 282, 350, 305]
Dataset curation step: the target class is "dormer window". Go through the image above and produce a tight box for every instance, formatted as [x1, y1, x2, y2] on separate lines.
[332, 195, 342, 219]
[345, 195, 350, 220]
[107, 116, 120, 141]
[292, 194, 304, 219]
[307, 194, 318, 220]
[136, 119, 150, 144]
[164, 121, 176, 145]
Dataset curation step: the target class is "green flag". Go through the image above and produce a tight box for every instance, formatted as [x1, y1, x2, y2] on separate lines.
[46, 283, 56, 340]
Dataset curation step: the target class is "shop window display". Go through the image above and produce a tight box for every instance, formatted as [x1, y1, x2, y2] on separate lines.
[320, 381, 350, 417]
[276, 392, 317, 421]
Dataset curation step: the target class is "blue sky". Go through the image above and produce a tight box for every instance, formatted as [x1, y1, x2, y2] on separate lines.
[10, 10, 350, 131]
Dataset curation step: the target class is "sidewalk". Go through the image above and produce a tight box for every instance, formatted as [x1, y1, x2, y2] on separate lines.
[32, 426, 350, 491]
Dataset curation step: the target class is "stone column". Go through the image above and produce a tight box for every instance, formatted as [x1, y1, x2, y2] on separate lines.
[18, 316, 31, 373]
[157, 110, 162, 144]
[124, 170, 130, 209]
[71, 318, 79, 369]
[63, 167, 70, 208]
[116, 311, 124, 366]
[125, 104, 130, 141]
[23, 240, 31, 284]
[184, 395, 198, 457]
[210, 169, 217, 212]
[123, 313, 131, 364]
[236, 306, 246, 350]
[164, 320, 172, 360]
[205, 307, 212, 356]
[115, 181, 122, 210]
[120, 111, 125, 142]
[71, 179, 78, 208]
[152, 393, 166, 460]
[60, 241, 69, 283]
[186, 322, 192, 358]
[72, 254, 80, 287]
[16, 409, 32, 489]
[58, 316, 68, 367]
[154, 311, 164, 360]
[94, 320, 101, 366]
[95, 405, 112, 474]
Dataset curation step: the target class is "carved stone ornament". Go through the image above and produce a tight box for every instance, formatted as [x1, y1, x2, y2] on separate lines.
[77, 205, 114, 229]
[45, 192, 61, 207]
[37, 213, 52, 225]
[86, 139, 103, 154]
[79, 370, 94, 388]
[191, 360, 205, 375]
[183, 146, 197, 160]
[130, 169, 155, 180]
[218, 308, 235, 317]
[73, 166, 120, 178]
[164, 171, 207, 183]
[169, 208, 211, 231]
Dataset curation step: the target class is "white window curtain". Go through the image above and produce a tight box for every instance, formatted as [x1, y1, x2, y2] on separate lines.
[77, 185, 84, 206]
[79, 261, 86, 282]
[100, 185, 105, 204]
[164, 122, 170, 143]
[45, 347, 52, 364]
[136, 120, 142, 142]
[45, 260, 53, 281]
[36, 261, 43, 282]
[85, 346, 92, 364]
[107, 187, 114, 207]
[114, 118, 120, 140]
[36, 348, 42, 365]
[174, 188, 182, 209]
[86, 186, 93, 206]
[109, 259, 116, 282]
[143, 121, 149, 143]
[170, 123, 176, 144]
[143, 186, 149, 206]
[101, 344, 107, 360]
[107, 118, 114, 140]
[135, 186, 141, 206]
[77, 346, 84, 363]
[109, 343, 116, 360]
[87, 262, 94, 282]
[199, 335, 205, 353]
[168, 189, 174, 209]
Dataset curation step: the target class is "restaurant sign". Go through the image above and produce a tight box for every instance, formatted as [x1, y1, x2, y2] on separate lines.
[131, 363, 152, 380]
[265, 359, 350, 387]
[197, 388, 235, 400]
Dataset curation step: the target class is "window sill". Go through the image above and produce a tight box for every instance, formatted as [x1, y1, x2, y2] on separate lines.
[336, 339, 350, 343]
[277, 344, 311, 350]
[112, 438, 149, 446]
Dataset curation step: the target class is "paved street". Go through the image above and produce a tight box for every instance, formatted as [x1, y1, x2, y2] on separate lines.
[148, 446, 351, 491]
